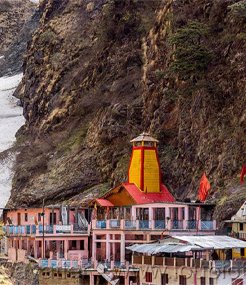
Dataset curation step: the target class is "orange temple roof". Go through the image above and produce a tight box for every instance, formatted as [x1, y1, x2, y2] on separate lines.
[122, 183, 175, 204]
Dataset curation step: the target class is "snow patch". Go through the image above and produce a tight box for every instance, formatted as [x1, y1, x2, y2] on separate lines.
[0, 73, 25, 209]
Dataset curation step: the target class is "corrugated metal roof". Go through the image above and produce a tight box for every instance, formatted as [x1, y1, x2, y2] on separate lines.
[127, 235, 246, 255]
[173, 235, 246, 250]
[127, 243, 201, 254]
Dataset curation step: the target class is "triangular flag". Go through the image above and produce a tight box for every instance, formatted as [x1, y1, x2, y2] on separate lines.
[198, 173, 211, 202]
[240, 165, 246, 184]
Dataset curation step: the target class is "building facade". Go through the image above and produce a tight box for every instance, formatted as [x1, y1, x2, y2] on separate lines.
[1, 133, 220, 285]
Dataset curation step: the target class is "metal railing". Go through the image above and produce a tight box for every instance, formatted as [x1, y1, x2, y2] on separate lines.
[125, 220, 136, 229]
[132, 256, 246, 271]
[92, 219, 215, 231]
[96, 220, 106, 229]
[171, 220, 183, 230]
[109, 220, 120, 229]
[187, 220, 197, 229]
[4, 223, 88, 236]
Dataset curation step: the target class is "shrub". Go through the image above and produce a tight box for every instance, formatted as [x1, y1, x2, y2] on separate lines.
[169, 21, 212, 80]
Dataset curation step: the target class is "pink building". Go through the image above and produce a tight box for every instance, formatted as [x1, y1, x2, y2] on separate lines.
[3, 206, 90, 264]
[91, 201, 216, 266]
[2, 134, 217, 285]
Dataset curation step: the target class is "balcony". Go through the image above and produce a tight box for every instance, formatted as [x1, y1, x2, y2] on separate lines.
[187, 220, 197, 230]
[39, 259, 82, 269]
[200, 221, 214, 230]
[39, 258, 132, 271]
[171, 220, 183, 230]
[92, 219, 216, 232]
[4, 225, 36, 236]
[4, 224, 88, 236]
[125, 220, 136, 229]
[132, 255, 245, 271]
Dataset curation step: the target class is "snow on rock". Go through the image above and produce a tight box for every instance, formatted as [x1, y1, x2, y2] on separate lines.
[0, 74, 25, 209]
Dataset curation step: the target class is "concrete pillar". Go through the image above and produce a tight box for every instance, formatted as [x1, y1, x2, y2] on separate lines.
[106, 234, 110, 261]
[112, 235, 116, 261]
[41, 240, 44, 258]
[19, 239, 22, 250]
[67, 206, 70, 225]
[184, 206, 189, 229]
[125, 274, 129, 285]
[90, 274, 94, 285]
[51, 207, 54, 225]
[64, 239, 68, 259]
[26, 238, 30, 255]
[120, 234, 125, 264]
[34, 241, 38, 259]
[92, 233, 96, 262]
[132, 207, 136, 220]
[75, 207, 78, 227]
[149, 207, 154, 230]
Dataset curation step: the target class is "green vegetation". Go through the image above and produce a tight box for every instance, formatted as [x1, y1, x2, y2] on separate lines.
[229, 1, 246, 22]
[39, 29, 58, 46]
[57, 126, 88, 155]
[169, 21, 212, 80]
[155, 69, 166, 80]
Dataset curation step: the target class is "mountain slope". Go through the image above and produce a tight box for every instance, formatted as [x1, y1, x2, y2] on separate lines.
[0, 0, 36, 55]
[9, 0, 246, 221]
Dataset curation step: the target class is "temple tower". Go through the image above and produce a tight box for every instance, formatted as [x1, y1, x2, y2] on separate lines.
[128, 132, 161, 193]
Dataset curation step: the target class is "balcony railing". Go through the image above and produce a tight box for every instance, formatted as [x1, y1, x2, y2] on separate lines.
[39, 258, 130, 271]
[139, 220, 150, 229]
[96, 220, 106, 229]
[154, 220, 166, 229]
[109, 220, 120, 229]
[132, 256, 246, 271]
[39, 258, 89, 269]
[4, 225, 36, 236]
[200, 221, 214, 230]
[92, 219, 216, 231]
[187, 220, 197, 230]
[4, 224, 88, 236]
[125, 220, 136, 229]
[171, 220, 183, 230]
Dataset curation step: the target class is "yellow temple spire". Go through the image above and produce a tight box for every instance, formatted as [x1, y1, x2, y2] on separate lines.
[128, 132, 161, 193]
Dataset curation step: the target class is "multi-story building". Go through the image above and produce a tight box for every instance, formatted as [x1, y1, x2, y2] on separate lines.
[128, 235, 246, 285]
[224, 201, 246, 259]
[2, 133, 218, 285]
[3, 206, 90, 263]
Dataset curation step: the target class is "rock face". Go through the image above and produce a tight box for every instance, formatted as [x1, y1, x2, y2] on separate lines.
[8, 0, 246, 221]
[0, 0, 39, 76]
[0, 260, 38, 285]
[0, 0, 36, 55]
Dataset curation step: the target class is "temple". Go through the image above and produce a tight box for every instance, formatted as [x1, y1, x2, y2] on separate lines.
[2, 133, 238, 285]
[94, 132, 175, 207]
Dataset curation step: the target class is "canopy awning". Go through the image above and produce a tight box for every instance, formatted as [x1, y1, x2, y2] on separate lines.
[95, 199, 114, 207]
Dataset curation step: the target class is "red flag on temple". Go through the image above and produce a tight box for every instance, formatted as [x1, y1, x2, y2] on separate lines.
[198, 173, 211, 202]
[240, 165, 246, 184]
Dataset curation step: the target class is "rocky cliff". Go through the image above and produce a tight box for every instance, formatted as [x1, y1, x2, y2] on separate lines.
[8, 0, 246, 221]
[0, 0, 36, 55]
[0, 0, 39, 76]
